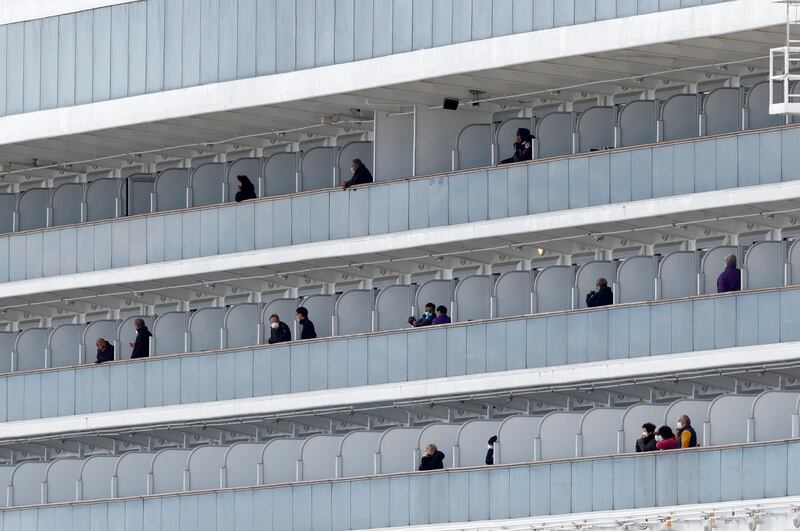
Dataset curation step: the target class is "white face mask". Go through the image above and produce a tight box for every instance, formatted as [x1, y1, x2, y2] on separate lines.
[655, 435, 663, 442]
[351, 166, 356, 174]
[642, 431, 649, 438]
[487, 444, 493, 449]
[676, 422, 684, 430]
[270, 322, 279, 329]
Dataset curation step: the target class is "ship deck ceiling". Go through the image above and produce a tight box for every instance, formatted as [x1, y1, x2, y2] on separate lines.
[0, 25, 785, 185]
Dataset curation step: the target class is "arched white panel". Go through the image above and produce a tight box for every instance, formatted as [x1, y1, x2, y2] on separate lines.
[377, 427, 422, 473]
[15, 328, 49, 371]
[335, 290, 373, 335]
[117, 316, 152, 361]
[454, 275, 492, 322]
[456, 123, 492, 169]
[10, 462, 48, 506]
[153, 168, 189, 212]
[263, 152, 297, 196]
[299, 147, 334, 192]
[227, 157, 262, 201]
[186, 446, 227, 491]
[533, 266, 572, 312]
[496, 118, 533, 162]
[188, 308, 223, 352]
[417, 424, 460, 468]
[616, 256, 656, 303]
[375, 285, 415, 331]
[124, 174, 155, 216]
[85, 179, 118, 221]
[619, 100, 657, 147]
[115, 453, 153, 497]
[224, 443, 263, 488]
[51, 182, 84, 226]
[261, 298, 297, 343]
[301, 294, 335, 338]
[151, 449, 192, 494]
[751, 391, 800, 442]
[704, 88, 742, 135]
[579, 408, 625, 457]
[298, 435, 342, 481]
[577, 106, 614, 152]
[537, 412, 582, 460]
[79, 456, 117, 501]
[744, 241, 785, 289]
[224, 304, 260, 348]
[495, 270, 533, 317]
[658, 251, 698, 299]
[152, 312, 188, 356]
[48, 323, 84, 368]
[17, 188, 50, 231]
[575, 261, 614, 308]
[706, 395, 756, 446]
[662, 94, 699, 141]
[496, 415, 541, 464]
[536, 112, 573, 158]
[82, 320, 120, 363]
[747, 82, 785, 130]
[261, 439, 304, 484]
[45, 459, 83, 503]
[789, 240, 800, 286]
[339, 431, 382, 478]
[699, 245, 738, 295]
[190, 162, 225, 207]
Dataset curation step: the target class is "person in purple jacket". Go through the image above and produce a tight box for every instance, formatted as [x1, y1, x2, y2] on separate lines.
[716, 254, 741, 293]
[432, 305, 451, 325]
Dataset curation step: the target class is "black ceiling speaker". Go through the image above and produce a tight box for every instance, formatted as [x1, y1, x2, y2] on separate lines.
[442, 98, 459, 110]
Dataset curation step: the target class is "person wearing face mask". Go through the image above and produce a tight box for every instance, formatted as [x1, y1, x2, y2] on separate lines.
[341, 159, 373, 191]
[586, 277, 613, 308]
[654, 425, 678, 450]
[675, 415, 697, 449]
[408, 302, 436, 327]
[498, 128, 534, 165]
[267, 313, 292, 344]
[635, 423, 657, 452]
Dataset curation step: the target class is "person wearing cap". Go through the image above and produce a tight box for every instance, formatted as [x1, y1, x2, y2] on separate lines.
[499, 128, 534, 165]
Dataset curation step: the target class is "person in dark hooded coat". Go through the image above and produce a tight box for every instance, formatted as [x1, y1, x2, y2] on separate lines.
[499, 127, 534, 164]
[342, 159, 374, 190]
[129, 318, 152, 359]
[235, 175, 257, 202]
[419, 443, 445, 470]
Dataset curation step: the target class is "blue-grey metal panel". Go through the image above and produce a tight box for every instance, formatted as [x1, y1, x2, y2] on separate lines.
[218, 0, 237, 81]
[275, 0, 297, 73]
[182, 0, 201, 87]
[146, 0, 165, 91]
[92, 8, 112, 102]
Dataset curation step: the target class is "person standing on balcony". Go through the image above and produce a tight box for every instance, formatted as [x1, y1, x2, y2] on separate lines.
[95, 338, 115, 364]
[716, 254, 741, 293]
[586, 278, 613, 307]
[296, 307, 317, 340]
[676, 415, 698, 449]
[498, 127, 534, 165]
[129, 318, 152, 359]
[654, 426, 678, 450]
[432, 305, 451, 325]
[408, 302, 436, 327]
[635, 423, 657, 452]
[341, 159, 373, 191]
[235, 175, 257, 202]
[267, 313, 292, 344]
[418, 444, 445, 470]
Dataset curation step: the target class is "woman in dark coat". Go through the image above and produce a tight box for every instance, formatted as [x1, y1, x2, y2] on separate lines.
[499, 127, 534, 164]
[235, 175, 257, 202]
[418, 443, 445, 470]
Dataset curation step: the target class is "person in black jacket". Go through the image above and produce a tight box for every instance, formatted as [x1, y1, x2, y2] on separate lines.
[418, 444, 445, 471]
[295, 307, 317, 340]
[129, 318, 152, 359]
[342, 159, 373, 191]
[408, 302, 436, 327]
[635, 423, 657, 452]
[485, 435, 498, 465]
[95, 338, 115, 364]
[499, 127, 534, 165]
[235, 175, 257, 202]
[586, 277, 613, 308]
[267, 313, 292, 344]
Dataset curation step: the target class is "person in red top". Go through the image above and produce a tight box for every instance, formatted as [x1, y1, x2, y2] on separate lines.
[655, 425, 678, 450]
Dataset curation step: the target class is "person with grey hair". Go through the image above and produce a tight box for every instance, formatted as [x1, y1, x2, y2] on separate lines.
[129, 318, 152, 359]
[95, 338, 114, 364]
[716, 254, 741, 293]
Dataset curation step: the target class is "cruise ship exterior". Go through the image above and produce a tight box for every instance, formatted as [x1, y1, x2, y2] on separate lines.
[0, 0, 798, 529]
